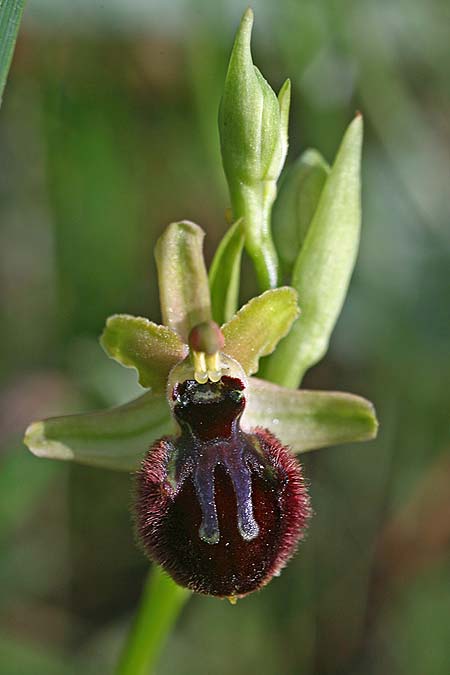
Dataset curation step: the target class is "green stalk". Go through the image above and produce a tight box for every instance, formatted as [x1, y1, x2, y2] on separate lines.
[231, 181, 279, 290]
[116, 566, 190, 675]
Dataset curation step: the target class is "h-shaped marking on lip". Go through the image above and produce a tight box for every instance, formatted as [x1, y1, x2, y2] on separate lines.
[193, 450, 260, 545]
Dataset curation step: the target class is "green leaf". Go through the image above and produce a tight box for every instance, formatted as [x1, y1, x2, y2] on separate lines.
[219, 8, 288, 290]
[273, 149, 330, 276]
[100, 314, 187, 391]
[23, 393, 173, 472]
[155, 221, 212, 341]
[222, 287, 299, 375]
[0, 0, 26, 105]
[209, 219, 245, 325]
[243, 378, 378, 453]
[263, 116, 363, 387]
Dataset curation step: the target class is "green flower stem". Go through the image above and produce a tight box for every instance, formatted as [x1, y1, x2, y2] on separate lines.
[117, 566, 190, 675]
[231, 181, 279, 290]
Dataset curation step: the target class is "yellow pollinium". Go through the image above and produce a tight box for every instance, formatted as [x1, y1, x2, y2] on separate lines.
[192, 350, 222, 384]
[189, 320, 225, 385]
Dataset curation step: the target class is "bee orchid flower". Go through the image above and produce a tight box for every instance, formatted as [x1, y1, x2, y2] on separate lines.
[24, 221, 377, 600]
[24, 10, 378, 603]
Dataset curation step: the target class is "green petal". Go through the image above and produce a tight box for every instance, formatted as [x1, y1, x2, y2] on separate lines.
[263, 116, 363, 387]
[222, 287, 299, 375]
[244, 377, 378, 453]
[155, 221, 212, 341]
[24, 393, 174, 472]
[209, 219, 245, 326]
[100, 314, 187, 391]
[273, 148, 330, 276]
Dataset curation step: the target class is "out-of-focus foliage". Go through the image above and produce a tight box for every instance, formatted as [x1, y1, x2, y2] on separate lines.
[1, 1, 449, 673]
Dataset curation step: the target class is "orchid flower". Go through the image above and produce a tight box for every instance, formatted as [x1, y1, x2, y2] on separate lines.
[23, 9, 377, 604]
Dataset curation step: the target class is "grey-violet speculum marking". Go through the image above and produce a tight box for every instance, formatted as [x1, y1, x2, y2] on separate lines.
[172, 377, 260, 544]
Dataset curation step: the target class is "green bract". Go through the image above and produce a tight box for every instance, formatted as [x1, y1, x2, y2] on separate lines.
[263, 115, 364, 388]
[273, 148, 330, 277]
[24, 220, 377, 472]
[209, 218, 245, 325]
[219, 9, 290, 290]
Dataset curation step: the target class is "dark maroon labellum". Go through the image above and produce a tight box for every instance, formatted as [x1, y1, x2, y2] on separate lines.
[135, 376, 310, 598]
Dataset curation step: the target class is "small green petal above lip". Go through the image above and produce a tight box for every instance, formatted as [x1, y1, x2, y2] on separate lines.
[209, 218, 245, 326]
[155, 221, 212, 340]
[243, 378, 378, 453]
[101, 314, 187, 391]
[222, 287, 300, 375]
[24, 393, 174, 472]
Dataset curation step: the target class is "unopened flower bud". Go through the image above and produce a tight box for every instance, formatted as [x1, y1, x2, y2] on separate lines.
[219, 9, 288, 188]
[218, 9, 290, 290]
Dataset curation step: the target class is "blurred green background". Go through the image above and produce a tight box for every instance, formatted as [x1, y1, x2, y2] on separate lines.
[1, 1, 449, 673]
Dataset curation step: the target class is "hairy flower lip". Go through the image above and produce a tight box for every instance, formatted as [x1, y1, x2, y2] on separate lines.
[135, 425, 310, 598]
[134, 374, 311, 598]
